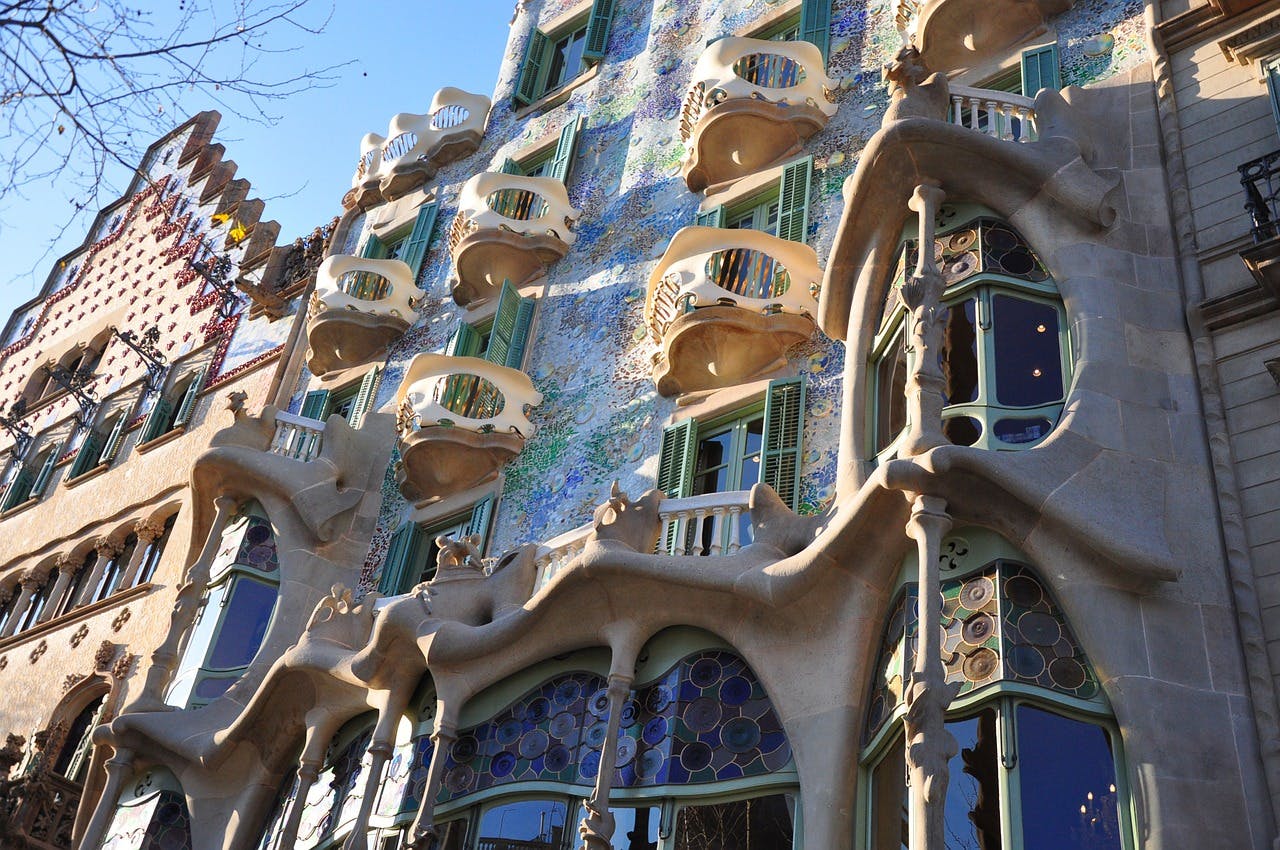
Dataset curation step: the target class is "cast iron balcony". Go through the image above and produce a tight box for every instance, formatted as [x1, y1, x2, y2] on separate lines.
[349, 87, 492, 208]
[1238, 148, 1280, 298]
[645, 226, 821, 396]
[306, 255, 426, 376]
[448, 172, 581, 307]
[679, 37, 837, 193]
[394, 354, 543, 503]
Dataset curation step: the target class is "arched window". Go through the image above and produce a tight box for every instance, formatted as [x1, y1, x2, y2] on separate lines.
[52, 693, 106, 784]
[91, 536, 136, 604]
[17, 570, 59, 632]
[870, 210, 1072, 455]
[56, 551, 97, 618]
[133, 514, 177, 587]
[165, 502, 280, 708]
[860, 532, 1130, 850]
[0, 584, 21, 633]
[98, 767, 192, 850]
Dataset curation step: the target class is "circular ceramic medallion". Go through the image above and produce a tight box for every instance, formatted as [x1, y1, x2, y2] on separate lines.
[721, 717, 762, 754]
[679, 741, 714, 772]
[683, 697, 721, 733]
[1007, 645, 1046, 679]
[689, 657, 722, 688]
[959, 576, 995, 611]
[544, 745, 572, 773]
[616, 735, 638, 767]
[636, 747, 665, 781]
[1005, 573, 1043, 608]
[444, 765, 474, 794]
[549, 711, 576, 740]
[642, 716, 668, 746]
[947, 229, 977, 252]
[644, 685, 673, 714]
[1017, 611, 1062, 647]
[579, 749, 601, 780]
[490, 751, 517, 778]
[518, 729, 550, 760]
[1049, 656, 1087, 690]
[450, 736, 478, 762]
[962, 613, 995, 646]
[589, 689, 611, 717]
[525, 697, 551, 724]
[496, 718, 523, 747]
[719, 676, 752, 706]
[620, 699, 641, 727]
[584, 722, 609, 749]
[962, 647, 999, 682]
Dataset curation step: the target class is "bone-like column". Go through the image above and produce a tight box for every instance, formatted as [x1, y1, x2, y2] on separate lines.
[405, 702, 460, 850]
[904, 494, 960, 850]
[276, 724, 335, 850]
[898, 182, 949, 459]
[77, 746, 134, 850]
[127, 495, 238, 712]
[342, 690, 411, 850]
[578, 670, 635, 849]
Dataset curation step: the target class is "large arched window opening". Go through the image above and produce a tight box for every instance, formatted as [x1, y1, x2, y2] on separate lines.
[859, 531, 1131, 850]
[165, 501, 280, 708]
[870, 207, 1072, 456]
[51, 693, 107, 784]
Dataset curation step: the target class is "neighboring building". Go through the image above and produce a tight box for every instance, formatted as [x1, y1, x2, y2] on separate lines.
[10, 1, 1280, 849]
[0, 112, 331, 848]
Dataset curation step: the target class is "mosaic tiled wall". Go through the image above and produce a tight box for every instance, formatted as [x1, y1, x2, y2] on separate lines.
[289, 0, 1151, 580]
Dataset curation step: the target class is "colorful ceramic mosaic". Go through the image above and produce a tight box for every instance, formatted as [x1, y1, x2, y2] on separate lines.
[99, 789, 192, 850]
[211, 511, 280, 578]
[863, 562, 1102, 743]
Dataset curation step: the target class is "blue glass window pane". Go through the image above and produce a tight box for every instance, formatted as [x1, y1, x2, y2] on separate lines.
[206, 577, 277, 670]
[477, 799, 570, 849]
[944, 710, 1002, 849]
[993, 296, 1063, 407]
[941, 298, 979, 405]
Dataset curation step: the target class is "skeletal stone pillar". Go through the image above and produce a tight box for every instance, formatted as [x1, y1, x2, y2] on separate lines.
[276, 727, 332, 850]
[78, 746, 134, 850]
[343, 691, 411, 850]
[43, 554, 80, 622]
[579, 671, 634, 850]
[127, 495, 238, 711]
[406, 706, 459, 850]
[898, 182, 949, 459]
[120, 518, 166, 587]
[904, 494, 960, 850]
[2, 574, 42, 637]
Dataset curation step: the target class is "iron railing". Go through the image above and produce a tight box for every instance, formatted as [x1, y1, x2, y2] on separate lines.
[1239, 149, 1280, 243]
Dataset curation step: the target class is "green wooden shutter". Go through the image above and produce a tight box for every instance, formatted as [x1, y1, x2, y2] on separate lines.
[30, 448, 58, 498]
[761, 376, 806, 511]
[446, 323, 483, 358]
[467, 496, 495, 554]
[548, 119, 581, 184]
[360, 233, 387, 260]
[583, 0, 617, 61]
[695, 206, 725, 228]
[777, 156, 813, 244]
[485, 280, 530, 368]
[657, 420, 697, 500]
[1021, 44, 1060, 95]
[172, 367, 206, 428]
[1267, 59, 1280, 134]
[348, 368, 382, 430]
[499, 158, 525, 175]
[67, 429, 104, 479]
[515, 29, 550, 105]
[800, 0, 832, 61]
[506, 297, 537, 371]
[378, 522, 424, 596]
[399, 204, 439, 278]
[300, 390, 331, 421]
[2, 465, 34, 511]
[140, 397, 174, 444]
[99, 413, 129, 464]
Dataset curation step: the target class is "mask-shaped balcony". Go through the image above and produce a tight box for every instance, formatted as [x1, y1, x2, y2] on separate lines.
[306, 255, 426, 376]
[448, 172, 581, 307]
[895, 0, 1072, 74]
[395, 354, 543, 503]
[680, 37, 837, 193]
[348, 88, 492, 208]
[645, 227, 821, 396]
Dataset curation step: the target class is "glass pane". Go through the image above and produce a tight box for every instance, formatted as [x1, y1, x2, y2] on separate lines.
[943, 416, 983, 447]
[944, 710, 1002, 850]
[572, 805, 660, 850]
[941, 298, 979, 405]
[875, 329, 908, 452]
[992, 418, 1053, 446]
[674, 793, 794, 850]
[992, 296, 1063, 408]
[433, 819, 468, 850]
[206, 577, 277, 670]
[1017, 705, 1122, 850]
[694, 431, 733, 485]
[476, 799, 570, 849]
[870, 733, 908, 850]
[547, 27, 587, 90]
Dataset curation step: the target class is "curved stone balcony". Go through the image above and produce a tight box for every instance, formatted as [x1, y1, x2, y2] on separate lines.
[679, 37, 837, 193]
[448, 172, 581, 307]
[645, 226, 821, 396]
[349, 87, 492, 208]
[895, 0, 1072, 73]
[394, 353, 543, 503]
[306, 255, 426, 376]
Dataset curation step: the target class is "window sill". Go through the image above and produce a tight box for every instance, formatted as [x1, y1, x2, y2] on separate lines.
[135, 426, 186, 454]
[514, 62, 600, 119]
[0, 583, 154, 650]
[0, 496, 40, 519]
[64, 462, 110, 488]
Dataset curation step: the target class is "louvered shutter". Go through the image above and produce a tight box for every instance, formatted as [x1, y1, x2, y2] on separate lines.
[499, 158, 525, 175]
[2, 465, 34, 511]
[172, 367, 207, 428]
[515, 30, 550, 105]
[67, 429, 104, 479]
[1021, 44, 1060, 96]
[99, 413, 129, 464]
[800, 0, 832, 61]
[446, 322, 483, 358]
[761, 376, 806, 511]
[62, 698, 107, 782]
[657, 420, 697, 554]
[30, 448, 59, 498]
[140, 397, 174, 444]
[583, 0, 616, 61]
[485, 280, 531, 368]
[778, 156, 813, 244]
[378, 522, 423, 596]
[300, 390, 331, 421]
[548, 119, 581, 184]
[467, 496, 495, 554]
[399, 204, 439, 278]
[360, 233, 386, 260]
[506, 298, 536, 371]
[695, 206, 725, 228]
[348, 368, 382, 430]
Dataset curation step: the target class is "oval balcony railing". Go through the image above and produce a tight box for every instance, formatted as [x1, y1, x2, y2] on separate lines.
[305, 255, 426, 375]
[394, 353, 543, 502]
[448, 172, 582, 307]
[645, 226, 821, 396]
[679, 37, 837, 192]
[348, 87, 492, 206]
[948, 85, 1038, 142]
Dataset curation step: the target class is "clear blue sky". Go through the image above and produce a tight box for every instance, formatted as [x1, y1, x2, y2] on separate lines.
[0, 1, 516, 322]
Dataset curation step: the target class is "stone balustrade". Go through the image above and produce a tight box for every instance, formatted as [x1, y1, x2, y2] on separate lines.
[268, 411, 326, 462]
[948, 84, 1038, 142]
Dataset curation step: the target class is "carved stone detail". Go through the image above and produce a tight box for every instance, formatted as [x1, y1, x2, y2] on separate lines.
[69, 625, 90, 648]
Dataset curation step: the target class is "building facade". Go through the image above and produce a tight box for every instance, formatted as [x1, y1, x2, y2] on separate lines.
[4, 0, 1280, 849]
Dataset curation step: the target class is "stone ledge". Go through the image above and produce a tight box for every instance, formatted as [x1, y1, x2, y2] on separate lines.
[0, 582, 154, 650]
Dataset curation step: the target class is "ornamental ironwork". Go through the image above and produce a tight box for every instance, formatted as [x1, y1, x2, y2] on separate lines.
[111, 326, 167, 392]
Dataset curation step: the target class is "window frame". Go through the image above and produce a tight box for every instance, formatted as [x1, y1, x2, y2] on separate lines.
[514, 0, 615, 107]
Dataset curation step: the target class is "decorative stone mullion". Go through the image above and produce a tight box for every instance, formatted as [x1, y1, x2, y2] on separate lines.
[578, 672, 634, 850]
[78, 746, 135, 850]
[342, 691, 411, 850]
[405, 707, 459, 850]
[1, 575, 42, 637]
[74, 538, 124, 610]
[898, 182, 949, 459]
[120, 519, 165, 587]
[41, 555, 80, 623]
[276, 734, 329, 850]
[904, 494, 960, 850]
[127, 495, 238, 712]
